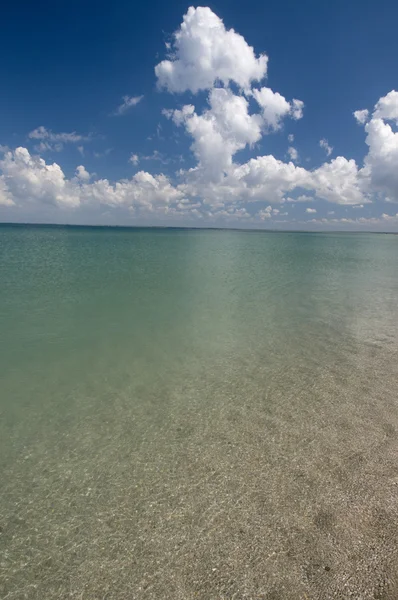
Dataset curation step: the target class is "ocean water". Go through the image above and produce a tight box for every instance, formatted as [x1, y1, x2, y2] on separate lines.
[1, 225, 398, 599]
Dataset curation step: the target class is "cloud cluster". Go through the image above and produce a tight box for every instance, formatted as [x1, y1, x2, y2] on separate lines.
[1, 7, 398, 227]
[0, 147, 185, 216]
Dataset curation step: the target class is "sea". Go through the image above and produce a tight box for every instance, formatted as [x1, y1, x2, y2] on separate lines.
[1, 224, 398, 599]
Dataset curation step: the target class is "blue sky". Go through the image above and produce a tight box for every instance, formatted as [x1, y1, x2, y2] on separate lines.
[1, 0, 398, 229]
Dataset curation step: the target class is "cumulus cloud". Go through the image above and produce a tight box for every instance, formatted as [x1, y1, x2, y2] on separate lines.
[310, 156, 367, 205]
[129, 154, 139, 165]
[113, 95, 143, 116]
[373, 90, 398, 122]
[319, 138, 333, 156]
[0, 176, 14, 206]
[168, 87, 263, 180]
[0, 147, 80, 208]
[76, 165, 90, 182]
[306, 207, 317, 213]
[355, 90, 398, 202]
[253, 87, 293, 130]
[0, 147, 186, 215]
[155, 6, 268, 93]
[252, 88, 304, 130]
[257, 205, 281, 220]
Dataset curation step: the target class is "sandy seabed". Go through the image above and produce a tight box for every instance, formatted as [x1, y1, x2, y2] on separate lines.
[1, 332, 398, 600]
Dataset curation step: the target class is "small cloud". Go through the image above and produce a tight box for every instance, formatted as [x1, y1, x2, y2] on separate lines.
[29, 126, 89, 144]
[353, 109, 369, 125]
[288, 146, 298, 162]
[112, 95, 143, 116]
[352, 204, 364, 209]
[257, 205, 280, 220]
[291, 99, 304, 120]
[93, 148, 113, 158]
[33, 141, 63, 153]
[288, 133, 294, 143]
[129, 153, 139, 165]
[306, 208, 317, 214]
[319, 138, 333, 157]
[295, 194, 314, 202]
[75, 165, 90, 181]
[77, 146, 85, 156]
[327, 210, 335, 215]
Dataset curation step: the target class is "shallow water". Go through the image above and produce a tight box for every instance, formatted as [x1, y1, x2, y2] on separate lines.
[1, 226, 398, 599]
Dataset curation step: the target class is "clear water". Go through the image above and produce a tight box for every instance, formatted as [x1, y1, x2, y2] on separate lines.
[1, 225, 398, 599]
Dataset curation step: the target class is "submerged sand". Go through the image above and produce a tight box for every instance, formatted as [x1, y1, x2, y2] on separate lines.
[1, 337, 398, 600]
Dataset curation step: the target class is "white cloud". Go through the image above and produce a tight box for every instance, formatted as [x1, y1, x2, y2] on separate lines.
[288, 147, 298, 161]
[356, 90, 398, 203]
[353, 109, 369, 125]
[310, 156, 367, 205]
[155, 6, 268, 93]
[252, 88, 291, 130]
[291, 99, 304, 120]
[0, 147, 80, 208]
[168, 87, 263, 180]
[257, 206, 272, 219]
[113, 95, 143, 116]
[306, 207, 317, 213]
[252, 87, 304, 130]
[319, 138, 333, 156]
[0, 176, 14, 206]
[0, 147, 185, 214]
[295, 194, 314, 202]
[288, 134, 294, 143]
[76, 165, 90, 182]
[28, 126, 91, 153]
[373, 90, 398, 123]
[257, 205, 281, 220]
[129, 154, 139, 165]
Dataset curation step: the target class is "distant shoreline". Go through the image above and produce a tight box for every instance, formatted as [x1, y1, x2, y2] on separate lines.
[0, 222, 396, 234]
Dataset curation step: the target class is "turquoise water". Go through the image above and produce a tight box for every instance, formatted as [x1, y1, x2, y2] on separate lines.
[1, 225, 398, 599]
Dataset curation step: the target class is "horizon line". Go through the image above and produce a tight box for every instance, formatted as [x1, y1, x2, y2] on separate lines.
[0, 221, 396, 235]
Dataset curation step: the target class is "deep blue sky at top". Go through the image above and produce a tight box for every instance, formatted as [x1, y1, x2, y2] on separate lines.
[1, 0, 397, 182]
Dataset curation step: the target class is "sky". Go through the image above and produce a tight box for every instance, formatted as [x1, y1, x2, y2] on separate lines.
[1, 0, 398, 230]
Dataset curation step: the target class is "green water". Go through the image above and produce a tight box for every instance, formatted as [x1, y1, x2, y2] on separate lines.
[1, 225, 398, 599]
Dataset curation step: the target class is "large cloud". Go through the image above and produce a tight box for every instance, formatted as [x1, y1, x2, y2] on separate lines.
[155, 6, 268, 93]
[354, 90, 398, 202]
[168, 88, 263, 180]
